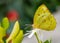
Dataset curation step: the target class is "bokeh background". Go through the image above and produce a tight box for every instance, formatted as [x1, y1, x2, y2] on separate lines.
[0, 0, 60, 43]
[0, 0, 60, 33]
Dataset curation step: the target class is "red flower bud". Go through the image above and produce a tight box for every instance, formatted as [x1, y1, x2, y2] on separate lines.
[7, 10, 19, 22]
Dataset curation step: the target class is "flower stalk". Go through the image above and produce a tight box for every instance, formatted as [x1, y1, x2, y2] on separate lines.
[34, 32, 42, 43]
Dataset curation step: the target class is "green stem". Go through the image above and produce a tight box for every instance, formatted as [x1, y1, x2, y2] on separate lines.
[34, 32, 42, 43]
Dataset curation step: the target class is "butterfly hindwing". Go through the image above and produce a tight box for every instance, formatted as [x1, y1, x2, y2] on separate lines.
[33, 4, 56, 31]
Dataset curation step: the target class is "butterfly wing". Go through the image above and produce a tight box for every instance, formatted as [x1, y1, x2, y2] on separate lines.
[33, 4, 56, 31]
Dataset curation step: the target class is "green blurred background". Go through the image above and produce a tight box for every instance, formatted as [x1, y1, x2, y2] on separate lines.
[0, 0, 60, 34]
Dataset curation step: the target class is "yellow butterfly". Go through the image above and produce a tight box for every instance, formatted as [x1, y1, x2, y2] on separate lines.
[33, 4, 56, 31]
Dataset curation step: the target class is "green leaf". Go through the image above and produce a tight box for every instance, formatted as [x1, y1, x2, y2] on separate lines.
[44, 40, 49, 43]
[44, 39, 52, 43]
[2, 17, 9, 30]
